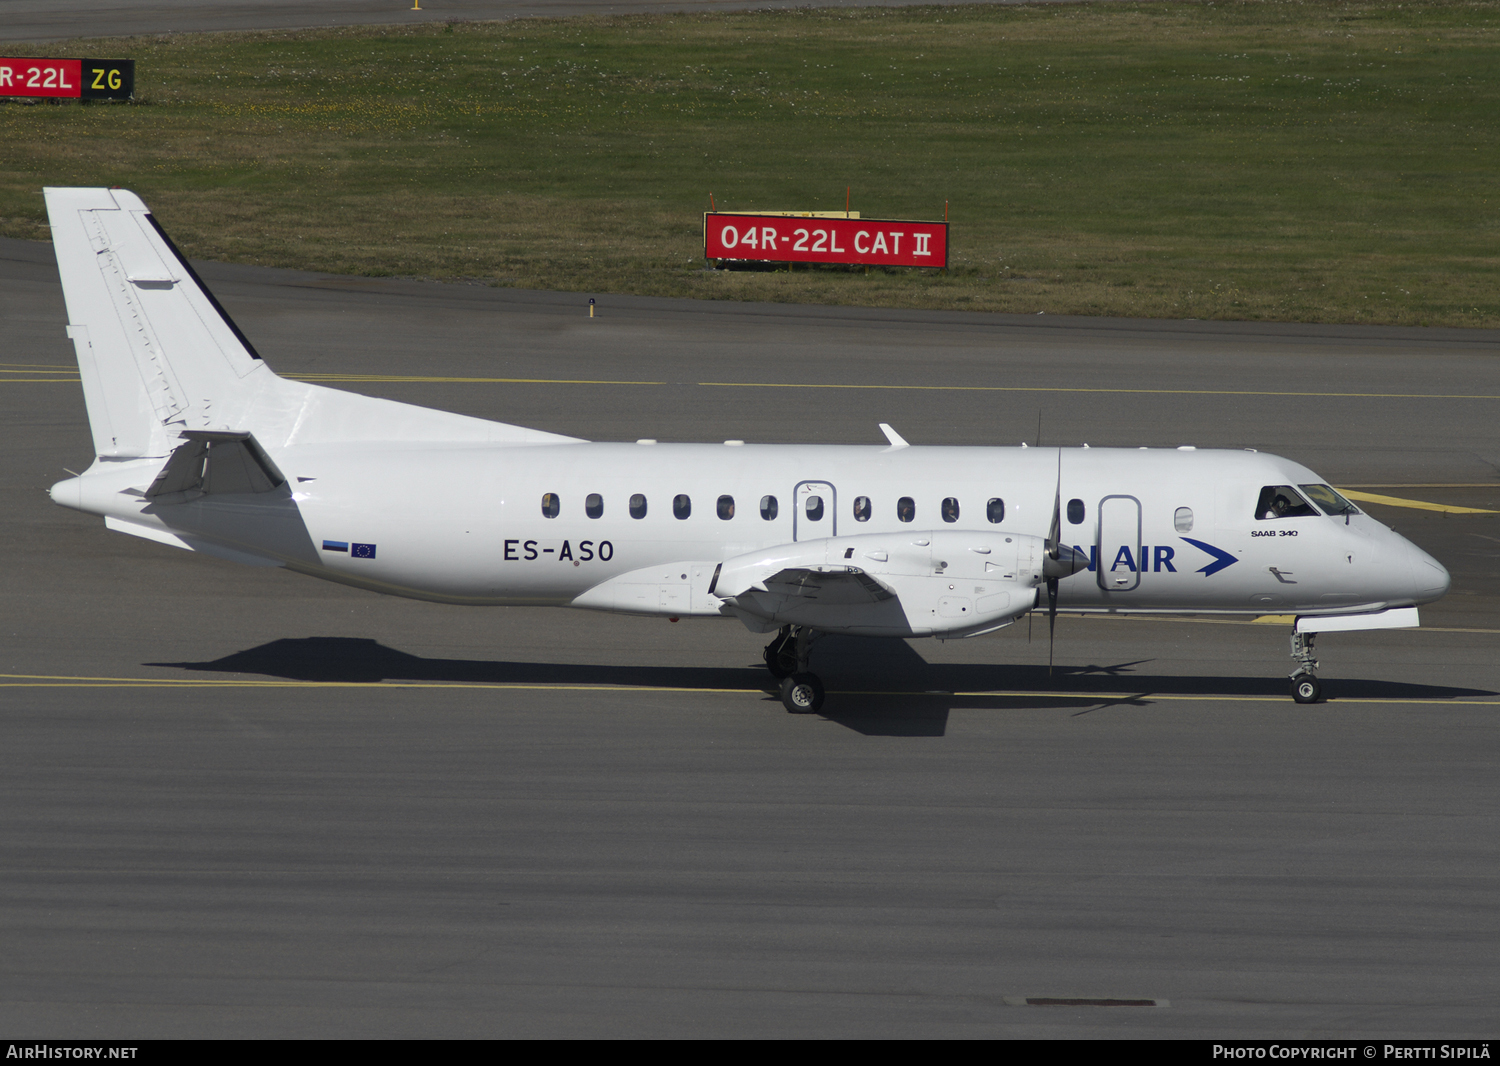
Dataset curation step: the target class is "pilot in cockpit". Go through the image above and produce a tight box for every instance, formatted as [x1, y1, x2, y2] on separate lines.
[1256, 485, 1318, 520]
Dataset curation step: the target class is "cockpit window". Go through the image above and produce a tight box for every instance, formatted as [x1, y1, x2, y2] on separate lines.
[1255, 485, 1318, 520]
[1299, 484, 1361, 517]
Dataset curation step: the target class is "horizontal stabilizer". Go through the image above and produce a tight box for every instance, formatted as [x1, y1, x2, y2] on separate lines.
[146, 431, 286, 503]
[102, 516, 283, 567]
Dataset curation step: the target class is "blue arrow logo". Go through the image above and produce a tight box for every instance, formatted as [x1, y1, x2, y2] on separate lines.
[1180, 537, 1238, 577]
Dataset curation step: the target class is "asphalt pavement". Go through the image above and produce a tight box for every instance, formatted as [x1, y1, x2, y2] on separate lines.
[3, 237, 1498, 1037]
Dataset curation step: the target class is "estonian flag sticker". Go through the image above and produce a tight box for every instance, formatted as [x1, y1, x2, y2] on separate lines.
[322, 540, 349, 553]
[352, 543, 377, 559]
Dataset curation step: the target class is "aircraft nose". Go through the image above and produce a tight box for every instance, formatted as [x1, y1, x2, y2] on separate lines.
[1404, 540, 1450, 603]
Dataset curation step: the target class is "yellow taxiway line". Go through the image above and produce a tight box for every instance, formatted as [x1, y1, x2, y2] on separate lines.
[697, 381, 1500, 401]
[290, 375, 666, 385]
[1, 674, 1496, 705]
[1335, 489, 1496, 515]
[9, 365, 1500, 402]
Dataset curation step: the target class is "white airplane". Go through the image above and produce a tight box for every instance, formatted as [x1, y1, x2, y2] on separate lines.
[42, 187, 1451, 711]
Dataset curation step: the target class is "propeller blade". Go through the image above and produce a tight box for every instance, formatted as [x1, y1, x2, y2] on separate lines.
[1047, 576, 1058, 676]
[1047, 446, 1062, 675]
[1046, 447, 1062, 561]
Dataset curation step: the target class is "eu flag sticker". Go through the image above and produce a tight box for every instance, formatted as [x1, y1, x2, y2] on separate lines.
[352, 543, 377, 559]
[322, 540, 349, 553]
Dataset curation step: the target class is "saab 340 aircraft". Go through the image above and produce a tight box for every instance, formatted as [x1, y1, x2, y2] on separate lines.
[43, 188, 1451, 712]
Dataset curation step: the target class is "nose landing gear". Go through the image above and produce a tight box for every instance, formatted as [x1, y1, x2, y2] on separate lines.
[1289, 630, 1322, 704]
[764, 626, 826, 713]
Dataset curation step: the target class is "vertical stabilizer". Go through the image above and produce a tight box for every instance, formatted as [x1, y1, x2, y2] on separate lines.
[45, 187, 267, 459]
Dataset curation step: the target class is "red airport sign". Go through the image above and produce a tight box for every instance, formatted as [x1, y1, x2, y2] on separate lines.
[705, 213, 948, 269]
[0, 58, 135, 100]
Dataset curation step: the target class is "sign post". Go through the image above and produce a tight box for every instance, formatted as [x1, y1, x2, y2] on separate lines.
[705, 211, 948, 270]
[0, 58, 135, 101]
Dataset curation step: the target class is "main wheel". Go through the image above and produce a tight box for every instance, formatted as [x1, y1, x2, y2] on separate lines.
[1290, 673, 1322, 704]
[780, 672, 825, 714]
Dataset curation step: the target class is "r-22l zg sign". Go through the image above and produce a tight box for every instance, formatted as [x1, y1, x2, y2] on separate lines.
[0, 58, 135, 100]
[705, 213, 948, 269]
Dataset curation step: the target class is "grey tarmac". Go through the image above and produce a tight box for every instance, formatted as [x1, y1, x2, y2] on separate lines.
[2, 236, 1498, 1037]
[1, 0, 1129, 44]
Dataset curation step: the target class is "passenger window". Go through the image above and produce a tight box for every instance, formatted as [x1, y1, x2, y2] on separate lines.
[805, 495, 824, 521]
[941, 497, 959, 523]
[1299, 483, 1361, 517]
[629, 493, 647, 519]
[586, 493, 603, 519]
[673, 494, 691, 520]
[896, 497, 915, 523]
[717, 495, 735, 520]
[1174, 506, 1194, 532]
[541, 493, 560, 519]
[986, 498, 1004, 524]
[1255, 485, 1317, 520]
[853, 496, 871, 522]
[760, 495, 778, 521]
[1067, 499, 1084, 524]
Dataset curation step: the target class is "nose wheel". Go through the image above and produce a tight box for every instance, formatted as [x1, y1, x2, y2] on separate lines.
[1290, 673, 1322, 704]
[1289, 630, 1323, 704]
[765, 626, 825, 712]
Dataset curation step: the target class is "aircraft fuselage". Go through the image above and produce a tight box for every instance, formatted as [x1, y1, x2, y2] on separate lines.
[59, 441, 1449, 627]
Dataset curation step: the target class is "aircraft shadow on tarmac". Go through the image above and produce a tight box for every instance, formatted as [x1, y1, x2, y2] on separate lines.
[148, 635, 1496, 738]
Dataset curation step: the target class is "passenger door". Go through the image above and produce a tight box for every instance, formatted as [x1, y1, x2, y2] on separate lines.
[1097, 494, 1143, 592]
[793, 481, 836, 542]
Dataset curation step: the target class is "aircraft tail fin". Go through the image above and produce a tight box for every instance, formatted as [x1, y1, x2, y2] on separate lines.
[45, 187, 270, 459]
[44, 187, 583, 459]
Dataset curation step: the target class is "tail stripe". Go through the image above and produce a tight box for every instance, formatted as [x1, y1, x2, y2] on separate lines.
[143, 213, 262, 362]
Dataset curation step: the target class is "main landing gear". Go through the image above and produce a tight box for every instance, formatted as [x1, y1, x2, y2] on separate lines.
[764, 625, 825, 714]
[1289, 630, 1322, 704]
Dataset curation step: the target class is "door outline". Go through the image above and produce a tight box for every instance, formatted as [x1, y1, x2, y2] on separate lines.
[1097, 494, 1143, 592]
[793, 480, 836, 542]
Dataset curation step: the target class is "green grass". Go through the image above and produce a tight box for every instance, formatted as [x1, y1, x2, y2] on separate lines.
[2, 1, 1498, 326]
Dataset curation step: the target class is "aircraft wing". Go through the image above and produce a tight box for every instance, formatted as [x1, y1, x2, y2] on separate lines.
[713, 531, 1047, 637]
